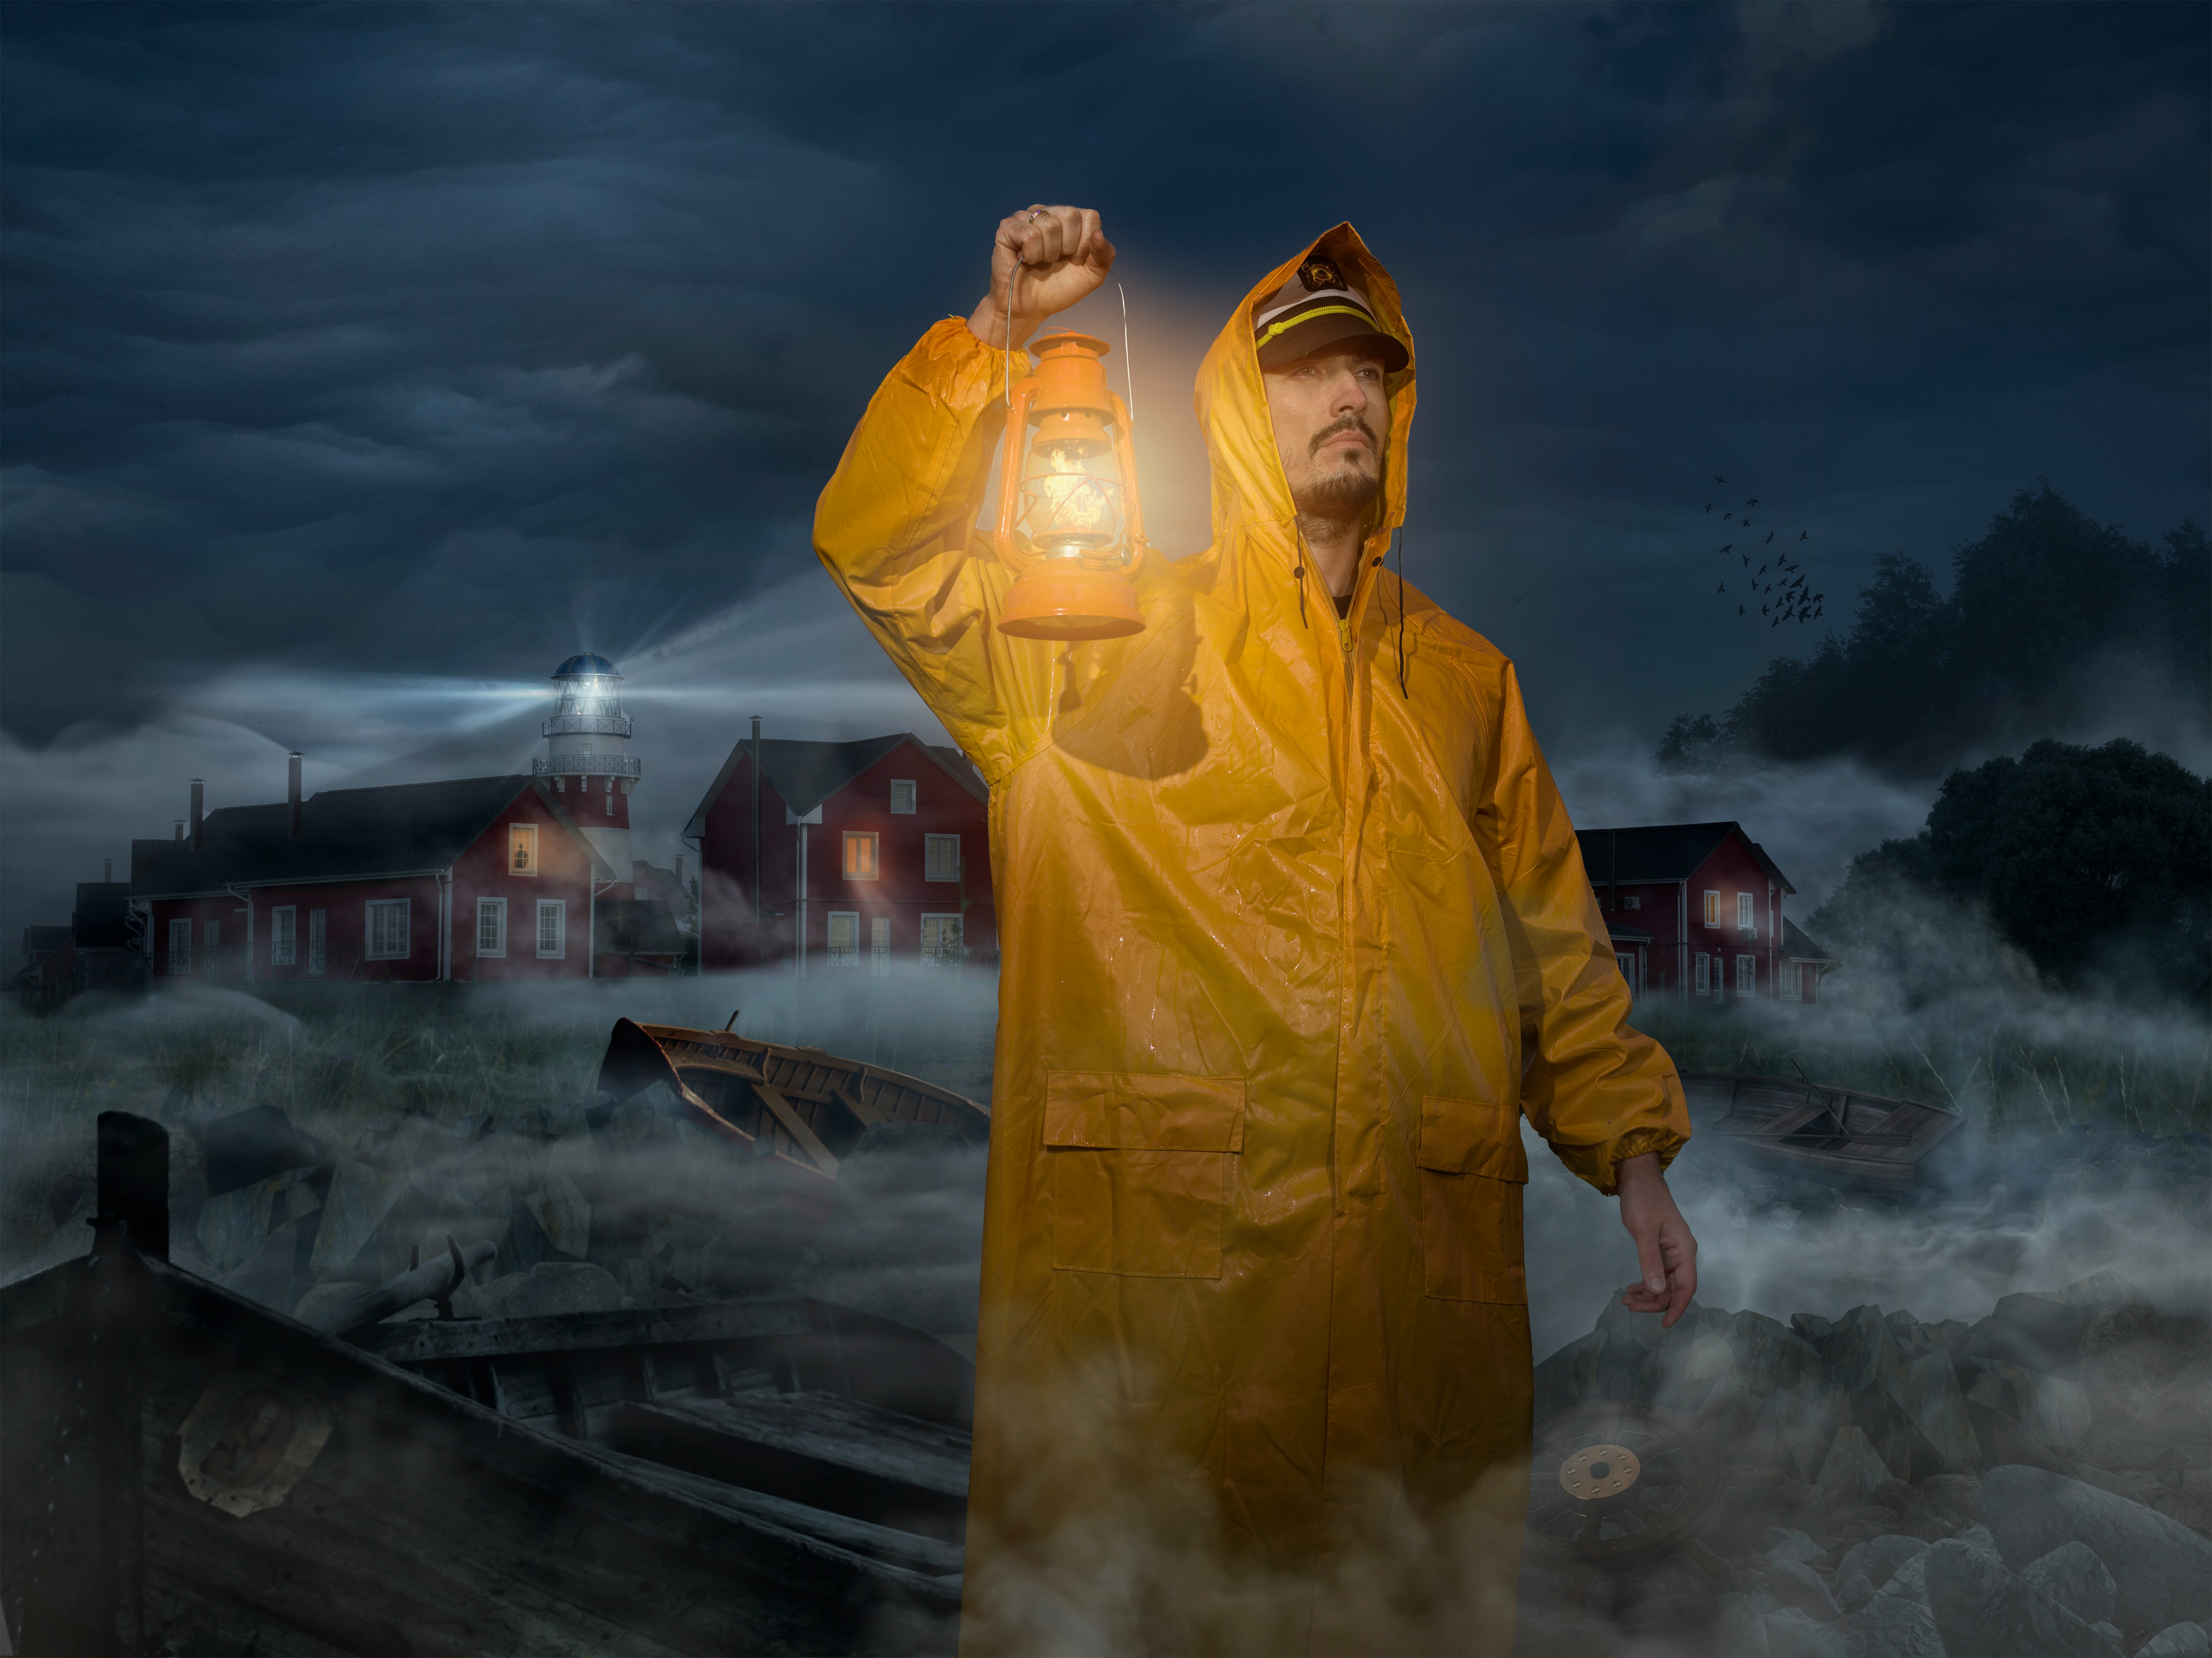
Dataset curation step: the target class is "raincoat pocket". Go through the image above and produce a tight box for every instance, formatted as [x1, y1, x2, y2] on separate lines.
[1044, 1072, 1246, 1280]
[1416, 1094, 1529, 1304]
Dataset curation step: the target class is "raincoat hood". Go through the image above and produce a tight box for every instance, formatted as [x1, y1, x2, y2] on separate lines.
[1195, 223, 1416, 555]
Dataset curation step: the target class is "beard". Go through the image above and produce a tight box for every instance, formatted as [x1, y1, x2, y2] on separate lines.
[1293, 454, 1381, 520]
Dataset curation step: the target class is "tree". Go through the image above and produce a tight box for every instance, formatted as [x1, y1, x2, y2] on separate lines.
[1810, 739, 2211, 1003]
[1658, 485, 2211, 775]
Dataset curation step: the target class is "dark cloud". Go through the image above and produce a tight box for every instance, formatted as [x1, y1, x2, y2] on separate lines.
[2, 1, 2205, 943]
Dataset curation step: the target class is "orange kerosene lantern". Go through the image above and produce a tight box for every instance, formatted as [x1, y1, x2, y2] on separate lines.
[993, 331, 1147, 640]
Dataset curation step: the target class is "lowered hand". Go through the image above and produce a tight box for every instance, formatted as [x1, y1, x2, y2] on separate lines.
[1617, 1153, 1698, 1328]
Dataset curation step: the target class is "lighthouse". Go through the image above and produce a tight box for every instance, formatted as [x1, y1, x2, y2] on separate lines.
[533, 652, 640, 878]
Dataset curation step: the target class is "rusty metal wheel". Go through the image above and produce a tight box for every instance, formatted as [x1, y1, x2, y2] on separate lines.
[1524, 1402, 1723, 1571]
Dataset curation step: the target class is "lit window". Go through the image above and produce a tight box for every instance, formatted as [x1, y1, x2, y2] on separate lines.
[925, 834, 961, 882]
[1702, 891, 1719, 927]
[1694, 953, 1711, 995]
[921, 914, 962, 965]
[168, 918, 192, 976]
[891, 779, 917, 814]
[1737, 892, 1756, 933]
[1735, 954, 1757, 995]
[536, 900, 566, 959]
[365, 900, 409, 960]
[308, 910, 326, 976]
[509, 824, 538, 876]
[477, 897, 506, 958]
[827, 911, 859, 967]
[870, 916, 890, 977]
[271, 906, 297, 967]
[843, 831, 880, 880]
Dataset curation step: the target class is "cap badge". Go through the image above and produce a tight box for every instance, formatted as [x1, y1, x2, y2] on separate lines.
[1298, 254, 1345, 292]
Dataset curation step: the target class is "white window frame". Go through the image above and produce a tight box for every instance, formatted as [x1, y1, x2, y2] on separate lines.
[869, 916, 890, 977]
[169, 918, 192, 976]
[364, 900, 409, 961]
[920, 913, 962, 966]
[890, 779, 917, 814]
[826, 910, 860, 968]
[1737, 891, 1756, 933]
[509, 823, 538, 876]
[925, 833, 961, 883]
[843, 830, 880, 881]
[1702, 890, 1720, 927]
[1781, 960, 1804, 1002]
[307, 909, 326, 976]
[536, 899, 566, 960]
[202, 921, 220, 978]
[1735, 953, 1757, 995]
[271, 905, 297, 967]
[1694, 952, 1711, 995]
[477, 897, 507, 958]
[1615, 951, 1636, 991]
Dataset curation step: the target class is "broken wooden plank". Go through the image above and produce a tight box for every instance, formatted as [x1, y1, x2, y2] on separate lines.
[354, 1297, 810, 1364]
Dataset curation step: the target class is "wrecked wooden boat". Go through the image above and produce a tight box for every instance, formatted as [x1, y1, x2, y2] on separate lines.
[1, 1112, 966, 1657]
[596, 1018, 990, 1225]
[1678, 1070, 1965, 1193]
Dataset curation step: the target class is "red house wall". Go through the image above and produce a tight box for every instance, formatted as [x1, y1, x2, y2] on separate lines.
[1588, 830, 1797, 1004]
[701, 740, 995, 973]
[449, 788, 602, 982]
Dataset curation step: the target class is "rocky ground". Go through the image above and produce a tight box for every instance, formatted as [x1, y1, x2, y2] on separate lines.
[1522, 1268, 2212, 1656]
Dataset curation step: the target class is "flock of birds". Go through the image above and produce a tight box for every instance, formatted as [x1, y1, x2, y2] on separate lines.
[1706, 475, 1824, 627]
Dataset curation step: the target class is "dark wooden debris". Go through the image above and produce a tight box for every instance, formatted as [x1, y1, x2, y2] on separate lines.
[1679, 1071, 1965, 1193]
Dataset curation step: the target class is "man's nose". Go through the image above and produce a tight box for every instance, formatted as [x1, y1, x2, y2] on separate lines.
[1329, 370, 1375, 416]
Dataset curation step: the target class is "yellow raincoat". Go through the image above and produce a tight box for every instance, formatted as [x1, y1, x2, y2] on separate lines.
[816, 225, 1688, 1655]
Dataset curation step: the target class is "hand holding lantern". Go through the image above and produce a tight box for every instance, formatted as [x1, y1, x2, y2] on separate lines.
[993, 332, 1147, 640]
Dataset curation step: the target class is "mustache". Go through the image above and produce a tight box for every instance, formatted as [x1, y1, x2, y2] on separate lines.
[1310, 415, 1378, 457]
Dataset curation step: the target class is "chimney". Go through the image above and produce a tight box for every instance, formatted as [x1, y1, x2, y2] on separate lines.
[103, 858, 113, 883]
[173, 819, 185, 842]
[189, 779, 205, 853]
[288, 752, 303, 839]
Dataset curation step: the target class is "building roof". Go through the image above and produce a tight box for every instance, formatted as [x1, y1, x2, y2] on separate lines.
[131, 776, 613, 899]
[72, 882, 134, 950]
[1783, 916, 1838, 963]
[685, 733, 988, 839]
[21, 925, 71, 960]
[553, 653, 620, 679]
[1575, 821, 1795, 896]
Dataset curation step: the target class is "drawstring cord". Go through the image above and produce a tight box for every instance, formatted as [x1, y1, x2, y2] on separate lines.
[1394, 524, 1409, 698]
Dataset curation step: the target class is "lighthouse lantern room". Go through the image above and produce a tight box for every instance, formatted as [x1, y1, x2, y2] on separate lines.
[533, 652, 640, 878]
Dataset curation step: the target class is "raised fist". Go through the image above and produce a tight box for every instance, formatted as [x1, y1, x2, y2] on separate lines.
[967, 205, 1115, 349]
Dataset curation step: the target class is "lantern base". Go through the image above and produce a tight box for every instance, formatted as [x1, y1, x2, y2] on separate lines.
[998, 572, 1145, 640]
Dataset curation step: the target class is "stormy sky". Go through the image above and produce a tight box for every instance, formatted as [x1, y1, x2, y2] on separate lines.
[3, 1, 2205, 947]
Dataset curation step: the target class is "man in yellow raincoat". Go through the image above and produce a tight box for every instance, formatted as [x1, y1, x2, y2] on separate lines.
[816, 207, 1697, 1655]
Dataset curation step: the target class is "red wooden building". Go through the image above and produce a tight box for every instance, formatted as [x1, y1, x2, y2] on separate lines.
[687, 730, 994, 974]
[130, 772, 680, 985]
[1575, 821, 1836, 1005]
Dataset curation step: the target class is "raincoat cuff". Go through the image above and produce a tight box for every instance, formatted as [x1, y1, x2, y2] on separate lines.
[912, 315, 1026, 409]
[1601, 1128, 1685, 1196]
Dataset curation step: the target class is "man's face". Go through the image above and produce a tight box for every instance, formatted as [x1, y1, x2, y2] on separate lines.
[1263, 349, 1390, 519]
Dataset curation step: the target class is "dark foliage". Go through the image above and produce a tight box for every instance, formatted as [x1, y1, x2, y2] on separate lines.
[1809, 739, 2212, 1004]
[1659, 485, 2210, 774]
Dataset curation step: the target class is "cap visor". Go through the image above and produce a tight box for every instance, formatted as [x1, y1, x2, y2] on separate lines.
[1256, 312, 1409, 372]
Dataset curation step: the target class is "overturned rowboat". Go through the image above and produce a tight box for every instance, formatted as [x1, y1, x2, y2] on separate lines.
[1678, 1070, 1965, 1193]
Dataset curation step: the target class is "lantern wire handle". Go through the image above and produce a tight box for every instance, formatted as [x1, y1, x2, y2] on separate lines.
[1117, 282, 1136, 435]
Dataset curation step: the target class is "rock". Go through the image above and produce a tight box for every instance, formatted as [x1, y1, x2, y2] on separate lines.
[1763, 1607, 1847, 1657]
[1920, 1472, 1983, 1523]
[2016, 1370, 2094, 1455]
[524, 1174, 590, 1259]
[2079, 1307, 2212, 1424]
[1770, 1558, 1840, 1621]
[2138, 1624, 2211, 1658]
[2086, 1624, 2119, 1649]
[216, 1212, 319, 1312]
[1767, 1528, 1829, 1568]
[1982, 1463, 2212, 1629]
[200, 1104, 327, 1195]
[308, 1157, 406, 1278]
[467, 1261, 625, 1320]
[2021, 1541, 2115, 1627]
[1891, 1347, 1980, 1469]
[1819, 1427, 1895, 1504]
[1922, 1536, 2120, 1657]
[1835, 1536, 1928, 1612]
[1840, 1577, 1944, 1658]
[1714, 1591, 1770, 1656]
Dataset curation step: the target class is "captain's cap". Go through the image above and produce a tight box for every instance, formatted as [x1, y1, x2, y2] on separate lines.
[1252, 252, 1409, 373]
